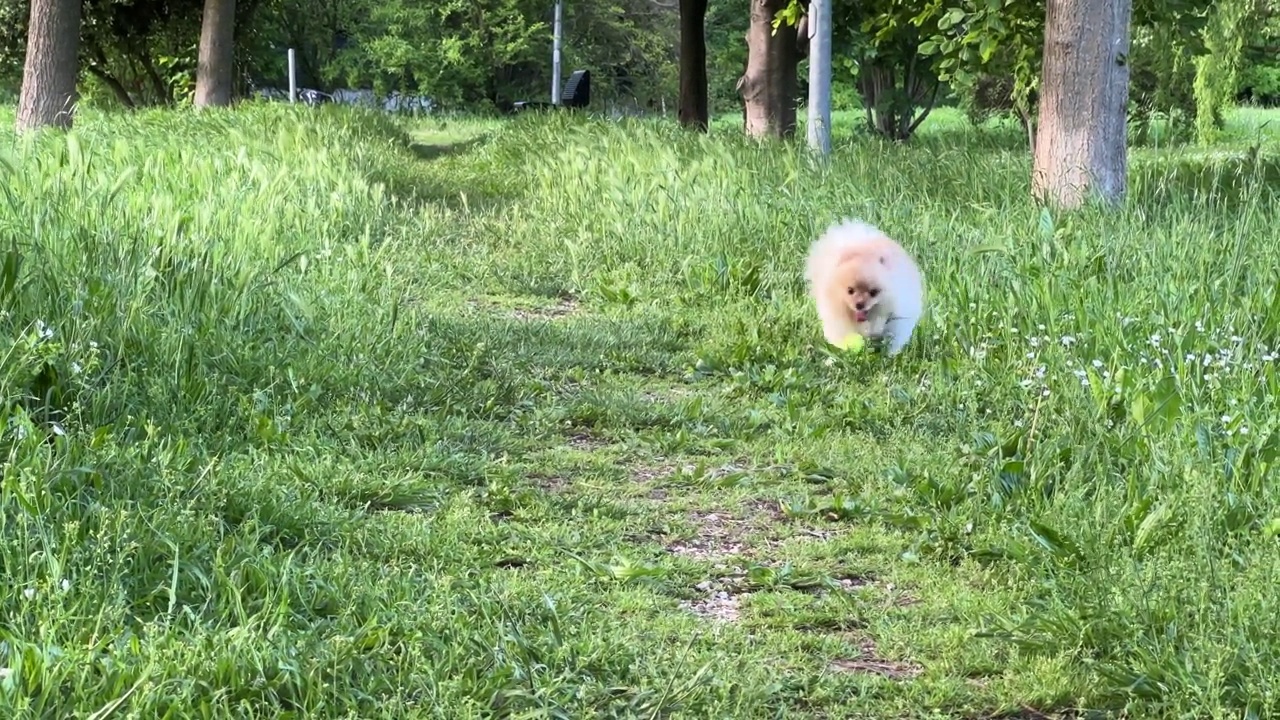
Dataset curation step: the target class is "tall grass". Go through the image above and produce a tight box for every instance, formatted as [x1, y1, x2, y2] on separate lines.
[1, 100, 1279, 717]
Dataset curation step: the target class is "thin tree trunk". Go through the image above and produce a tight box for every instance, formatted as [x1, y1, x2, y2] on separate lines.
[740, 0, 800, 138]
[85, 38, 136, 109]
[86, 67, 137, 109]
[677, 0, 710, 131]
[1032, 0, 1133, 209]
[15, 0, 81, 132]
[194, 0, 237, 107]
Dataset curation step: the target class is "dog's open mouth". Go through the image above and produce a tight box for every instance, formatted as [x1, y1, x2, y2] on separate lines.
[854, 310, 868, 322]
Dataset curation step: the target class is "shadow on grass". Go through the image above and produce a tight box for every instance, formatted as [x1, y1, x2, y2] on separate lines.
[368, 132, 515, 213]
[406, 134, 491, 162]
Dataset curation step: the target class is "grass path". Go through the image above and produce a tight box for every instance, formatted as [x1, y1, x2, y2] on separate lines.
[1, 104, 1278, 718]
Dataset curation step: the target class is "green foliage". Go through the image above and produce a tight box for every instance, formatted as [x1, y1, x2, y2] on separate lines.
[1237, 0, 1280, 106]
[1193, 0, 1251, 144]
[706, 0, 751, 114]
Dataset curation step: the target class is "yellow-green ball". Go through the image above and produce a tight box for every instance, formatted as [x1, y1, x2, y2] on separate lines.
[834, 333, 867, 353]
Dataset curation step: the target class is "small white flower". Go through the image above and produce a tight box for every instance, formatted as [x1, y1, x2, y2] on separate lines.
[71, 362, 83, 374]
[22, 588, 35, 600]
[1222, 415, 1232, 423]
[1092, 359, 1104, 369]
[1240, 427, 1250, 435]
[1041, 388, 1051, 397]
[1061, 336, 1077, 346]
[35, 320, 53, 340]
[60, 578, 70, 592]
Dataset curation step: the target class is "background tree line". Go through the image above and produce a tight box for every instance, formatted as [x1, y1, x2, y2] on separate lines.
[4, 0, 1276, 125]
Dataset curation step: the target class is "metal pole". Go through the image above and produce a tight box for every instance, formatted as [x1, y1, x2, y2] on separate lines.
[806, 0, 832, 155]
[288, 48, 297, 103]
[552, 1, 563, 104]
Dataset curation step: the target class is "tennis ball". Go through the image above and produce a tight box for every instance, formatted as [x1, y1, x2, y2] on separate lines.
[834, 333, 866, 353]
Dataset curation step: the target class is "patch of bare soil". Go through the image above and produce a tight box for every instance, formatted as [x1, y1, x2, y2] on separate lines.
[629, 459, 679, 494]
[826, 637, 923, 680]
[527, 472, 570, 493]
[679, 585, 745, 623]
[564, 428, 609, 452]
[970, 709, 1083, 720]
[510, 295, 579, 321]
[665, 510, 758, 561]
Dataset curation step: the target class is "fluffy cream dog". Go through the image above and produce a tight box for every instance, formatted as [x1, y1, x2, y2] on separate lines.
[803, 218, 925, 356]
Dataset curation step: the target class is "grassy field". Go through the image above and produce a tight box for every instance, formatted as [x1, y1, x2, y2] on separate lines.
[0, 101, 1278, 719]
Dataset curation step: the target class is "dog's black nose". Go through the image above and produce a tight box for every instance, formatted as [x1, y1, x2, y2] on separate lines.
[854, 301, 865, 310]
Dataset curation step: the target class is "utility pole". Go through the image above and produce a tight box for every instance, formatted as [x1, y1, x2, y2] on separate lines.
[552, 1, 563, 104]
[806, 0, 832, 155]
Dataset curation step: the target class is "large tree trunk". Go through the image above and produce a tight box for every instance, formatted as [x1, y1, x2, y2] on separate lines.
[194, 0, 237, 107]
[1031, 0, 1133, 209]
[15, 0, 81, 132]
[677, 0, 709, 132]
[739, 0, 800, 138]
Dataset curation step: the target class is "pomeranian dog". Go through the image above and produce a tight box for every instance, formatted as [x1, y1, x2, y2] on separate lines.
[803, 218, 925, 356]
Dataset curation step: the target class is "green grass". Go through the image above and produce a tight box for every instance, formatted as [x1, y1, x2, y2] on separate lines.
[1, 99, 1278, 719]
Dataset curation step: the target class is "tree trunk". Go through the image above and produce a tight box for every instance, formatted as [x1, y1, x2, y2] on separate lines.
[1032, 0, 1133, 209]
[740, 0, 800, 139]
[87, 67, 137, 109]
[194, 0, 237, 107]
[15, 0, 81, 132]
[677, 0, 709, 132]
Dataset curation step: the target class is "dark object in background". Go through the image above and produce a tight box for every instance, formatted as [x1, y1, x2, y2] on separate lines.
[513, 69, 591, 113]
[299, 88, 333, 106]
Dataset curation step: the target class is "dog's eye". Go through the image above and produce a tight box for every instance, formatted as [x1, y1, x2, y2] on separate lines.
[846, 287, 855, 295]
[869, 289, 880, 297]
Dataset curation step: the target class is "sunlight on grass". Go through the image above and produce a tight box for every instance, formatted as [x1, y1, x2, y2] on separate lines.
[1, 100, 1279, 718]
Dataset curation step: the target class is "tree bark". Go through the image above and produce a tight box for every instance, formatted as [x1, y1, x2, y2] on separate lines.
[15, 0, 81, 132]
[740, 0, 800, 139]
[1032, 0, 1133, 209]
[194, 0, 237, 107]
[677, 0, 709, 131]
